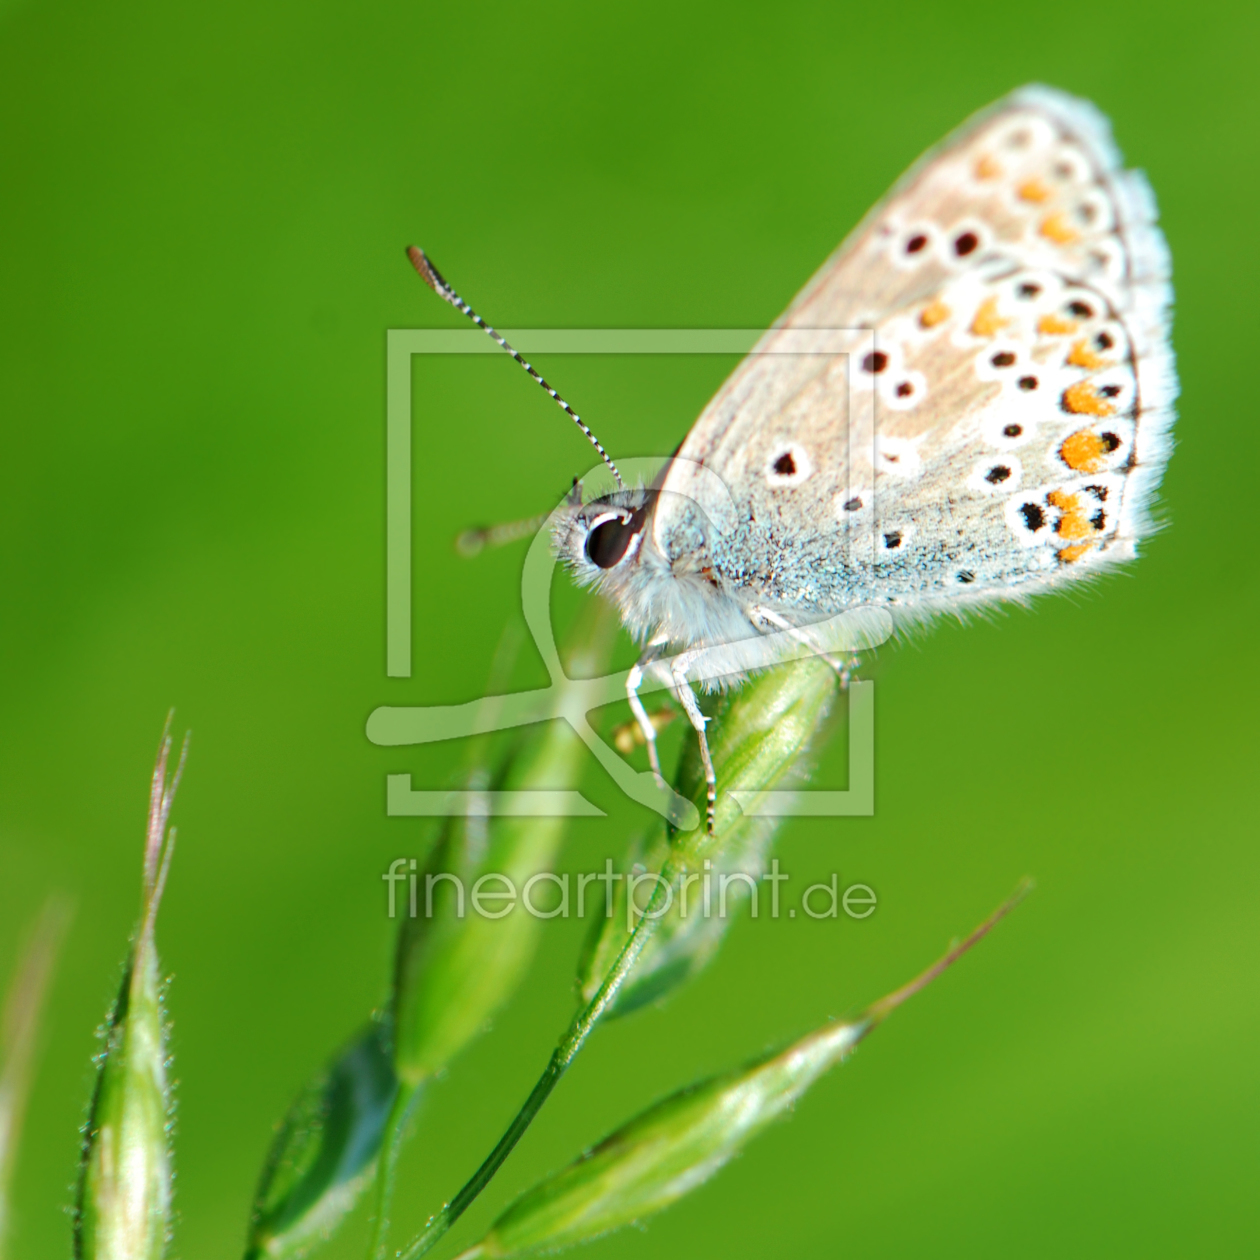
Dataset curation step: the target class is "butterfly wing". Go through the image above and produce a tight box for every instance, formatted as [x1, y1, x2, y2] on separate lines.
[655, 85, 1175, 622]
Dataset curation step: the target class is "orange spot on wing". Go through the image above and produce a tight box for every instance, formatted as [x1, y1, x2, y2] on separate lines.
[1066, 338, 1108, 370]
[1037, 313, 1079, 336]
[970, 295, 1009, 337]
[1017, 177, 1053, 203]
[1057, 542, 1095, 563]
[974, 154, 1002, 180]
[1059, 430, 1110, 473]
[1039, 211, 1080, 244]
[1062, 381, 1117, 417]
[919, 299, 950, 329]
[1047, 488, 1094, 541]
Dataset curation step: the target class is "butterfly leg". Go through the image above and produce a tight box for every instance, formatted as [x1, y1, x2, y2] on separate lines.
[750, 606, 857, 690]
[626, 639, 669, 790]
[669, 652, 717, 836]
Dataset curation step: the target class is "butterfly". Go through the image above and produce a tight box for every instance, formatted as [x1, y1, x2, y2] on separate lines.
[411, 84, 1176, 834]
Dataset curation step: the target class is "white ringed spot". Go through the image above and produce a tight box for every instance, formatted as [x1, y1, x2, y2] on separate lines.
[764, 443, 813, 488]
[968, 455, 1023, 495]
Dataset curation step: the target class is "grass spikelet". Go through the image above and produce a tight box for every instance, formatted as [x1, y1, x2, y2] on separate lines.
[244, 1021, 398, 1260]
[0, 895, 73, 1260]
[469, 885, 1030, 1258]
[578, 657, 840, 1016]
[74, 720, 187, 1260]
[392, 613, 613, 1085]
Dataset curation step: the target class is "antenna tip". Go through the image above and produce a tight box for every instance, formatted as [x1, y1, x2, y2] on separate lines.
[454, 528, 486, 557]
[406, 246, 454, 301]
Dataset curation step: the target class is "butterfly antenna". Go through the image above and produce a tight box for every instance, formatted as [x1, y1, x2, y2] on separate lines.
[407, 247, 624, 489]
[455, 510, 552, 557]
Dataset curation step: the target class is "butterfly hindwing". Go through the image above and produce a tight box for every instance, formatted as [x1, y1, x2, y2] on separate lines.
[654, 85, 1175, 620]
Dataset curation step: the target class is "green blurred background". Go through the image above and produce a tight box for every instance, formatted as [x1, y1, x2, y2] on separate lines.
[2, 0, 1257, 1255]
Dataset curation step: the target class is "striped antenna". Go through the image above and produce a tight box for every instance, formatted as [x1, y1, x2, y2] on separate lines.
[407, 247, 624, 489]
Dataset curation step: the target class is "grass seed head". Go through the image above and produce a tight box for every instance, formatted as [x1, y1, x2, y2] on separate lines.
[244, 1021, 399, 1260]
[0, 895, 73, 1260]
[476, 886, 1029, 1257]
[392, 618, 613, 1085]
[578, 657, 839, 1016]
[75, 723, 187, 1260]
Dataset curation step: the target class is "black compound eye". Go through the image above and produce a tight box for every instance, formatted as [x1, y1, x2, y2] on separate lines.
[585, 515, 638, 569]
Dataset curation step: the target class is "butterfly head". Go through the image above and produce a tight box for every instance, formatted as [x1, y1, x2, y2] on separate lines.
[552, 488, 657, 589]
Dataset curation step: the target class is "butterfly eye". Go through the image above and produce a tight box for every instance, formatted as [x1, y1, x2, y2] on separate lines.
[585, 513, 639, 569]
